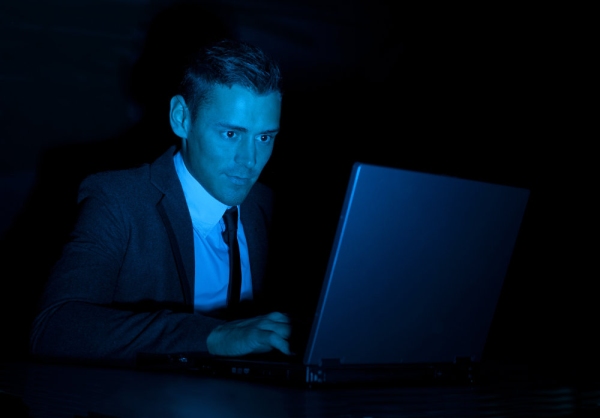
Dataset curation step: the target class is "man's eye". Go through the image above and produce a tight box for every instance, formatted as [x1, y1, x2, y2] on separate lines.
[223, 131, 236, 139]
[258, 134, 272, 143]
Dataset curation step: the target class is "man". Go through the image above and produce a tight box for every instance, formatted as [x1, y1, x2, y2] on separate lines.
[30, 40, 291, 364]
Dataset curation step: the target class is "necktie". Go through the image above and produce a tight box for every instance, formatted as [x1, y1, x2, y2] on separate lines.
[222, 206, 242, 309]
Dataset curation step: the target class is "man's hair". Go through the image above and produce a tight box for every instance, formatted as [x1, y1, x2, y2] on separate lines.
[179, 39, 283, 119]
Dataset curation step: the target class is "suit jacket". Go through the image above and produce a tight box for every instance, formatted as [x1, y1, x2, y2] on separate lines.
[30, 146, 274, 365]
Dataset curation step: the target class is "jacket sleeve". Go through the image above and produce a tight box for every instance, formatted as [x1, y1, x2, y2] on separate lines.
[29, 176, 225, 366]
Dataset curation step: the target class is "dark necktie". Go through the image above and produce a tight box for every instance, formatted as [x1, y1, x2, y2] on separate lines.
[222, 206, 242, 309]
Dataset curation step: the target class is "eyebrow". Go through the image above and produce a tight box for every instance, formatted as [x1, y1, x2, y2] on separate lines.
[216, 122, 279, 134]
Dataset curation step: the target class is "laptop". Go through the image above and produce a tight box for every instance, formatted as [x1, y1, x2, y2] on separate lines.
[137, 162, 530, 386]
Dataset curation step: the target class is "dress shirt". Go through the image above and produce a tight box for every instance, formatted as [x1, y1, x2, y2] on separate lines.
[173, 152, 253, 314]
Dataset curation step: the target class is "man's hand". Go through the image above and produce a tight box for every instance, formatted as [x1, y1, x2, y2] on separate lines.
[206, 312, 292, 356]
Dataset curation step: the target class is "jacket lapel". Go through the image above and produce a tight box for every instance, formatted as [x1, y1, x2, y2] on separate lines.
[149, 146, 195, 309]
[241, 188, 270, 302]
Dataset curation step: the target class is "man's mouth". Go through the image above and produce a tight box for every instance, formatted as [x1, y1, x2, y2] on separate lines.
[226, 175, 251, 186]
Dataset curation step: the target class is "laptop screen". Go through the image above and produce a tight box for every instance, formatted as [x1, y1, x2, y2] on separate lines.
[304, 163, 530, 366]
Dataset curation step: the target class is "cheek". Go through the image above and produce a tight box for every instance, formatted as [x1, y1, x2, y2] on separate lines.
[258, 146, 273, 164]
[195, 139, 226, 164]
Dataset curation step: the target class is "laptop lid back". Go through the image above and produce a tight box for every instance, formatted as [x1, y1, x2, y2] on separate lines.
[304, 163, 530, 366]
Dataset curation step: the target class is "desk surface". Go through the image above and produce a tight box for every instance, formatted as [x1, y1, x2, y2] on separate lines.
[1, 361, 600, 418]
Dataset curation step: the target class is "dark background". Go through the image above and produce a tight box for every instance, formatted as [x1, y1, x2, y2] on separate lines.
[0, 1, 594, 366]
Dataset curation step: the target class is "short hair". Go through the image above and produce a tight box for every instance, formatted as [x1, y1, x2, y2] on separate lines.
[179, 39, 283, 119]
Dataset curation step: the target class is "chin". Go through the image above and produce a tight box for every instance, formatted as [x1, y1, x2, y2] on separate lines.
[214, 181, 255, 206]
[220, 192, 249, 207]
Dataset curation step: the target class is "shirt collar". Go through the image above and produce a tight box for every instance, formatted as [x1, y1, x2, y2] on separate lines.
[173, 151, 232, 238]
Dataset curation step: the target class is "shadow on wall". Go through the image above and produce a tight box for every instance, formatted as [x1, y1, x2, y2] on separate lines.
[0, 2, 234, 360]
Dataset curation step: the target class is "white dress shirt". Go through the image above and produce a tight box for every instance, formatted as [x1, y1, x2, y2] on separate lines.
[173, 152, 253, 314]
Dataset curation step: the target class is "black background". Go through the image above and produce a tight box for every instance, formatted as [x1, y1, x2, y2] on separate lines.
[0, 1, 594, 366]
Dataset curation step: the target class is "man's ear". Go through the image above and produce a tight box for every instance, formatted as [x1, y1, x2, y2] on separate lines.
[169, 95, 191, 139]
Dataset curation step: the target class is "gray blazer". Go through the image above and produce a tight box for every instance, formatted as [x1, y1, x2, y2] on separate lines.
[30, 146, 274, 364]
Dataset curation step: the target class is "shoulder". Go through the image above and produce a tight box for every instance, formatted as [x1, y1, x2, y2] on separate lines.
[77, 146, 177, 203]
[78, 163, 153, 202]
[242, 181, 274, 226]
[247, 181, 273, 203]
[245, 182, 273, 209]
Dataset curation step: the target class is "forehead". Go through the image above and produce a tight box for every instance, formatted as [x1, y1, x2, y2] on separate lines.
[195, 84, 281, 127]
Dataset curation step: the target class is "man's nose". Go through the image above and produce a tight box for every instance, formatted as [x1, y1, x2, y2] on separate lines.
[234, 138, 256, 169]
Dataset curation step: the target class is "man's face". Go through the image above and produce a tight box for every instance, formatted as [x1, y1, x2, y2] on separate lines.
[178, 84, 281, 206]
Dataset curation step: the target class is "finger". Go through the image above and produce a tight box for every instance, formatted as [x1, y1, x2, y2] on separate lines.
[242, 329, 281, 353]
[266, 330, 292, 355]
[255, 319, 291, 339]
[265, 311, 291, 323]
